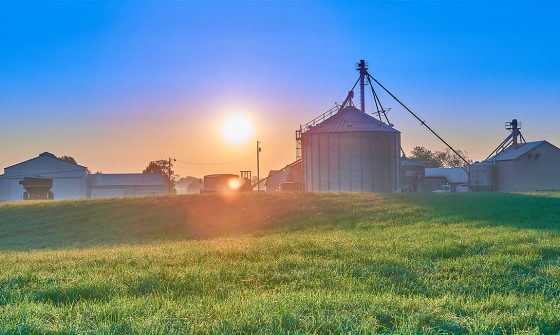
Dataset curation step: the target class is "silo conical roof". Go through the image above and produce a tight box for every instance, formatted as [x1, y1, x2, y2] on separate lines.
[304, 105, 399, 134]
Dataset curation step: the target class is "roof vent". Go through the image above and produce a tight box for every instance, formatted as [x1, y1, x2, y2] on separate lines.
[39, 152, 56, 158]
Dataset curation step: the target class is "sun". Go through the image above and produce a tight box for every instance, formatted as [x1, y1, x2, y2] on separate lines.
[221, 115, 252, 145]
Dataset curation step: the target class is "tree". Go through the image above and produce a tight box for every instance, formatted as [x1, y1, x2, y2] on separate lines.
[58, 156, 78, 165]
[409, 146, 443, 168]
[440, 148, 472, 168]
[58, 155, 92, 173]
[143, 159, 179, 194]
[409, 146, 472, 168]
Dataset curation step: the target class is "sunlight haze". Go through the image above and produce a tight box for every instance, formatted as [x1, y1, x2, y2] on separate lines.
[1, 0, 559, 177]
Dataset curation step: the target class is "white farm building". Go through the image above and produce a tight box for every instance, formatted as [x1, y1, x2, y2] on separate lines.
[470, 141, 560, 192]
[0, 152, 165, 202]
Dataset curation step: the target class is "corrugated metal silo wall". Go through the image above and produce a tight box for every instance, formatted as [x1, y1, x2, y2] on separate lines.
[302, 131, 400, 192]
[469, 163, 496, 192]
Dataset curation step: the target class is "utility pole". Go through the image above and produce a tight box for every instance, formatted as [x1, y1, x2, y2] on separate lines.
[256, 141, 262, 191]
[168, 157, 176, 195]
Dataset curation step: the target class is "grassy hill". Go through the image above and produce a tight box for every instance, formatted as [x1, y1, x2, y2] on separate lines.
[1, 192, 560, 334]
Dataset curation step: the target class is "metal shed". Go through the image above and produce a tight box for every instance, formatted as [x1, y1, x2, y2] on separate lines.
[0, 152, 169, 202]
[0, 152, 88, 201]
[301, 105, 401, 192]
[264, 169, 286, 192]
[424, 168, 468, 192]
[400, 157, 424, 192]
[487, 141, 560, 192]
[87, 173, 166, 198]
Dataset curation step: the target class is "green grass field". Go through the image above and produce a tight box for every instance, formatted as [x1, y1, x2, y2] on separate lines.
[1, 192, 560, 334]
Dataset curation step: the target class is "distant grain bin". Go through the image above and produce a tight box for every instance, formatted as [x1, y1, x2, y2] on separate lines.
[469, 161, 496, 192]
[400, 157, 424, 192]
[301, 105, 400, 192]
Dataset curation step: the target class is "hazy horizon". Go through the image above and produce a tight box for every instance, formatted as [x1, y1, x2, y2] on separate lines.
[1, 0, 559, 178]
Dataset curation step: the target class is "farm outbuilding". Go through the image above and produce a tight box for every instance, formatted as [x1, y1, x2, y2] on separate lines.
[0, 152, 88, 201]
[469, 161, 496, 192]
[175, 177, 202, 194]
[264, 169, 286, 192]
[482, 141, 560, 192]
[400, 157, 424, 192]
[265, 160, 302, 192]
[424, 168, 468, 192]
[87, 173, 166, 198]
[0, 152, 166, 201]
[301, 105, 401, 192]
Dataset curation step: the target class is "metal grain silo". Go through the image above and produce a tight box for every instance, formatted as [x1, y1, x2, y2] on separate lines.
[469, 162, 496, 192]
[301, 105, 400, 192]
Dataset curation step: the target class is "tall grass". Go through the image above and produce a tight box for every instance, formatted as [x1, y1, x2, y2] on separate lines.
[0, 192, 559, 334]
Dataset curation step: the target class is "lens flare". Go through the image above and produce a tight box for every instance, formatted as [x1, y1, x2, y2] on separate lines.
[227, 177, 241, 190]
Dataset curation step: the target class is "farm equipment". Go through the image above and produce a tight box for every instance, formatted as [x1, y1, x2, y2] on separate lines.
[201, 173, 253, 193]
[19, 177, 54, 200]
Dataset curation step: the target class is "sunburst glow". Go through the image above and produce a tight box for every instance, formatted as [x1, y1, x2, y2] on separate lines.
[227, 177, 241, 190]
[221, 115, 252, 145]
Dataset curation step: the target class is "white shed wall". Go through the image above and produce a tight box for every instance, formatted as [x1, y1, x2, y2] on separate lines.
[2, 154, 87, 201]
[87, 173, 165, 199]
[0, 175, 87, 201]
[0, 176, 8, 201]
[0, 154, 172, 202]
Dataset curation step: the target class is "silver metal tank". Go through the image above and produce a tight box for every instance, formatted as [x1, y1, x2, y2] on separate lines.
[400, 157, 425, 192]
[469, 161, 495, 192]
[301, 105, 400, 192]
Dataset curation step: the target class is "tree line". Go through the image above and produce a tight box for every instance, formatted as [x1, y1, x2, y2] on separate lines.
[408, 146, 472, 168]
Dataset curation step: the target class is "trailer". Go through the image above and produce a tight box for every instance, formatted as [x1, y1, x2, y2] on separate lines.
[19, 177, 54, 200]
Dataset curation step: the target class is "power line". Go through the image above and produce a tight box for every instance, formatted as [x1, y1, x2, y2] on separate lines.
[175, 155, 255, 166]
[258, 142, 292, 152]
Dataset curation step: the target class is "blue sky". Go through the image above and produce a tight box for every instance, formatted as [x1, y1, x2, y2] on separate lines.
[1, 0, 559, 176]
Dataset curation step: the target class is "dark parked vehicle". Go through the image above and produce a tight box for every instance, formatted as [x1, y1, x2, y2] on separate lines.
[19, 177, 54, 200]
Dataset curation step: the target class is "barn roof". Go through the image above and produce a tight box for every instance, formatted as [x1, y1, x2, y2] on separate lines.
[303, 106, 399, 134]
[4, 152, 88, 170]
[400, 157, 424, 166]
[489, 141, 548, 161]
